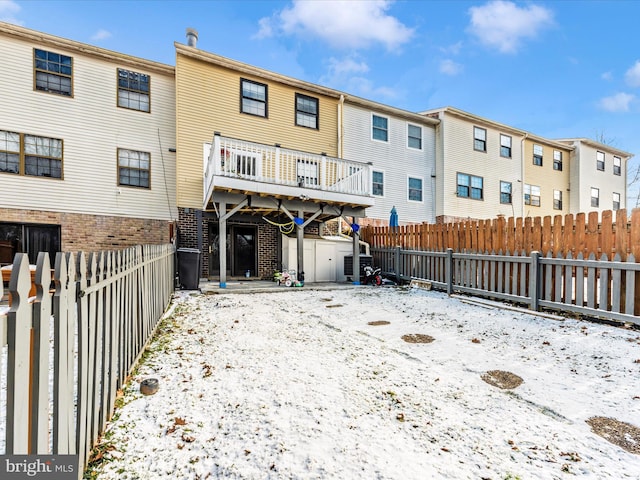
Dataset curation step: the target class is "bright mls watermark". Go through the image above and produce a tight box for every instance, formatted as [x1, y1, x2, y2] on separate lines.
[1, 455, 78, 479]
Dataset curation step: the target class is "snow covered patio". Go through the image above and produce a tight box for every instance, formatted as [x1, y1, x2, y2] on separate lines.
[90, 287, 640, 479]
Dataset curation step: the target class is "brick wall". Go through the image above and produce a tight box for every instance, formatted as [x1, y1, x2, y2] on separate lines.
[0, 208, 171, 252]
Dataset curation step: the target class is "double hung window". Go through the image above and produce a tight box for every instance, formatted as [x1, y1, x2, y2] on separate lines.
[591, 187, 600, 207]
[372, 171, 384, 196]
[408, 176, 423, 202]
[533, 144, 543, 166]
[118, 69, 150, 112]
[596, 151, 605, 171]
[473, 127, 486, 152]
[118, 148, 150, 188]
[553, 150, 563, 171]
[524, 184, 541, 206]
[295, 93, 318, 129]
[553, 190, 563, 210]
[457, 173, 483, 200]
[34, 48, 72, 96]
[372, 115, 388, 142]
[613, 156, 621, 176]
[500, 134, 512, 158]
[407, 124, 422, 149]
[500, 181, 512, 204]
[241, 79, 267, 117]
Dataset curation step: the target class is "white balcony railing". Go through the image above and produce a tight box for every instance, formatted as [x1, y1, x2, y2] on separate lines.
[204, 135, 372, 208]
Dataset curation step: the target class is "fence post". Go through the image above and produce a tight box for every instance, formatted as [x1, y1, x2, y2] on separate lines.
[394, 246, 401, 280]
[446, 248, 453, 295]
[530, 250, 540, 311]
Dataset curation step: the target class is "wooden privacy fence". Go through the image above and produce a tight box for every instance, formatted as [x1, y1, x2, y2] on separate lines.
[0, 244, 175, 478]
[373, 246, 640, 325]
[361, 209, 640, 261]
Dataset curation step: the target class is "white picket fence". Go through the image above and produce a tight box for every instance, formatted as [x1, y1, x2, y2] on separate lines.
[0, 244, 175, 478]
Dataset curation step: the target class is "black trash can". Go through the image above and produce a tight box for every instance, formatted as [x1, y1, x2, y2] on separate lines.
[177, 248, 201, 290]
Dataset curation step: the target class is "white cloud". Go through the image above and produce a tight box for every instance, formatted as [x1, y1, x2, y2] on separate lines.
[439, 41, 463, 55]
[259, 0, 413, 50]
[624, 60, 640, 87]
[439, 59, 463, 76]
[0, 0, 23, 25]
[598, 92, 635, 112]
[318, 55, 395, 100]
[467, 1, 553, 54]
[91, 29, 112, 41]
[327, 56, 369, 76]
[601, 71, 613, 81]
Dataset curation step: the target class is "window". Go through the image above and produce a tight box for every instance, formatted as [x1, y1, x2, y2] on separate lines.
[407, 124, 422, 149]
[1, 130, 63, 179]
[533, 144, 543, 166]
[473, 127, 486, 152]
[613, 156, 621, 176]
[596, 151, 605, 171]
[241, 78, 267, 117]
[295, 93, 318, 129]
[0, 130, 20, 174]
[118, 68, 150, 112]
[372, 114, 388, 142]
[297, 159, 318, 186]
[457, 173, 484, 200]
[408, 177, 423, 202]
[118, 148, 150, 188]
[553, 190, 563, 210]
[372, 170, 384, 196]
[500, 134, 512, 158]
[591, 187, 599, 207]
[613, 192, 620, 211]
[524, 184, 541, 206]
[553, 150, 563, 171]
[500, 181, 512, 204]
[34, 48, 72, 96]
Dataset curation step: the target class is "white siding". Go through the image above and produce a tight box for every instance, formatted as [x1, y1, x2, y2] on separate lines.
[569, 142, 628, 215]
[0, 32, 177, 220]
[440, 113, 523, 220]
[342, 103, 436, 224]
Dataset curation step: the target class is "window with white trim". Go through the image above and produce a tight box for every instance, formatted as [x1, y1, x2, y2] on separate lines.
[118, 148, 150, 188]
[533, 144, 543, 166]
[118, 68, 150, 112]
[407, 124, 422, 149]
[524, 184, 541, 206]
[473, 127, 486, 152]
[613, 156, 621, 176]
[500, 134, 512, 158]
[372, 114, 388, 142]
[372, 170, 384, 196]
[241, 78, 267, 117]
[596, 151, 605, 171]
[34, 48, 72, 96]
[408, 176, 423, 202]
[591, 187, 600, 207]
[613, 192, 620, 211]
[553, 190, 562, 210]
[553, 150, 563, 171]
[500, 181, 512, 204]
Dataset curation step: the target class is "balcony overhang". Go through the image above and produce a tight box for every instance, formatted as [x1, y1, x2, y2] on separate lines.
[203, 134, 374, 219]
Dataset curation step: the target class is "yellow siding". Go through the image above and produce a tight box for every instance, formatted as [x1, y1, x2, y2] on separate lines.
[523, 139, 571, 217]
[176, 53, 339, 208]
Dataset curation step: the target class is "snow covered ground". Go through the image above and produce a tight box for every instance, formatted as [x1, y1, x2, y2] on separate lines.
[91, 286, 640, 479]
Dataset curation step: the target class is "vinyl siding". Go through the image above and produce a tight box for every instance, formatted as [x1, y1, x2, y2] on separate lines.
[440, 113, 523, 220]
[176, 52, 339, 208]
[342, 103, 436, 223]
[570, 143, 627, 214]
[523, 140, 571, 217]
[0, 31, 177, 221]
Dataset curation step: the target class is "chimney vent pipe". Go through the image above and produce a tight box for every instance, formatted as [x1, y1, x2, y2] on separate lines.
[186, 28, 198, 47]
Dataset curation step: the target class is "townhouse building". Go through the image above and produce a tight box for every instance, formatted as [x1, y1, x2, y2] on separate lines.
[342, 98, 438, 226]
[0, 22, 177, 264]
[522, 136, 573, 217]
[174, 31, 373, 284]
[556, 138, 632, 215]
[422, 107, 525, 223]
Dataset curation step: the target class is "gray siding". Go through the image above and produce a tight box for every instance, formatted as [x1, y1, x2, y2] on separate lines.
[342, 103, 436, 224]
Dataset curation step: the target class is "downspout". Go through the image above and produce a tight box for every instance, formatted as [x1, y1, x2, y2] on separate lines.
[338, 95, 344, 158]
[520, 133, 528, 217]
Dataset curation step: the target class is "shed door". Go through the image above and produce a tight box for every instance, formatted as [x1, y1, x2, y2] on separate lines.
[315, 242, 336, 282]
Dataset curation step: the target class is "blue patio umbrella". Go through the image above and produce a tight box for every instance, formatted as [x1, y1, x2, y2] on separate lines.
[390, 206, 399, 228]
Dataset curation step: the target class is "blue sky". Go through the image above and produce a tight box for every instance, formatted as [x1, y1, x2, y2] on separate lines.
[3, 0, 640, 205]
